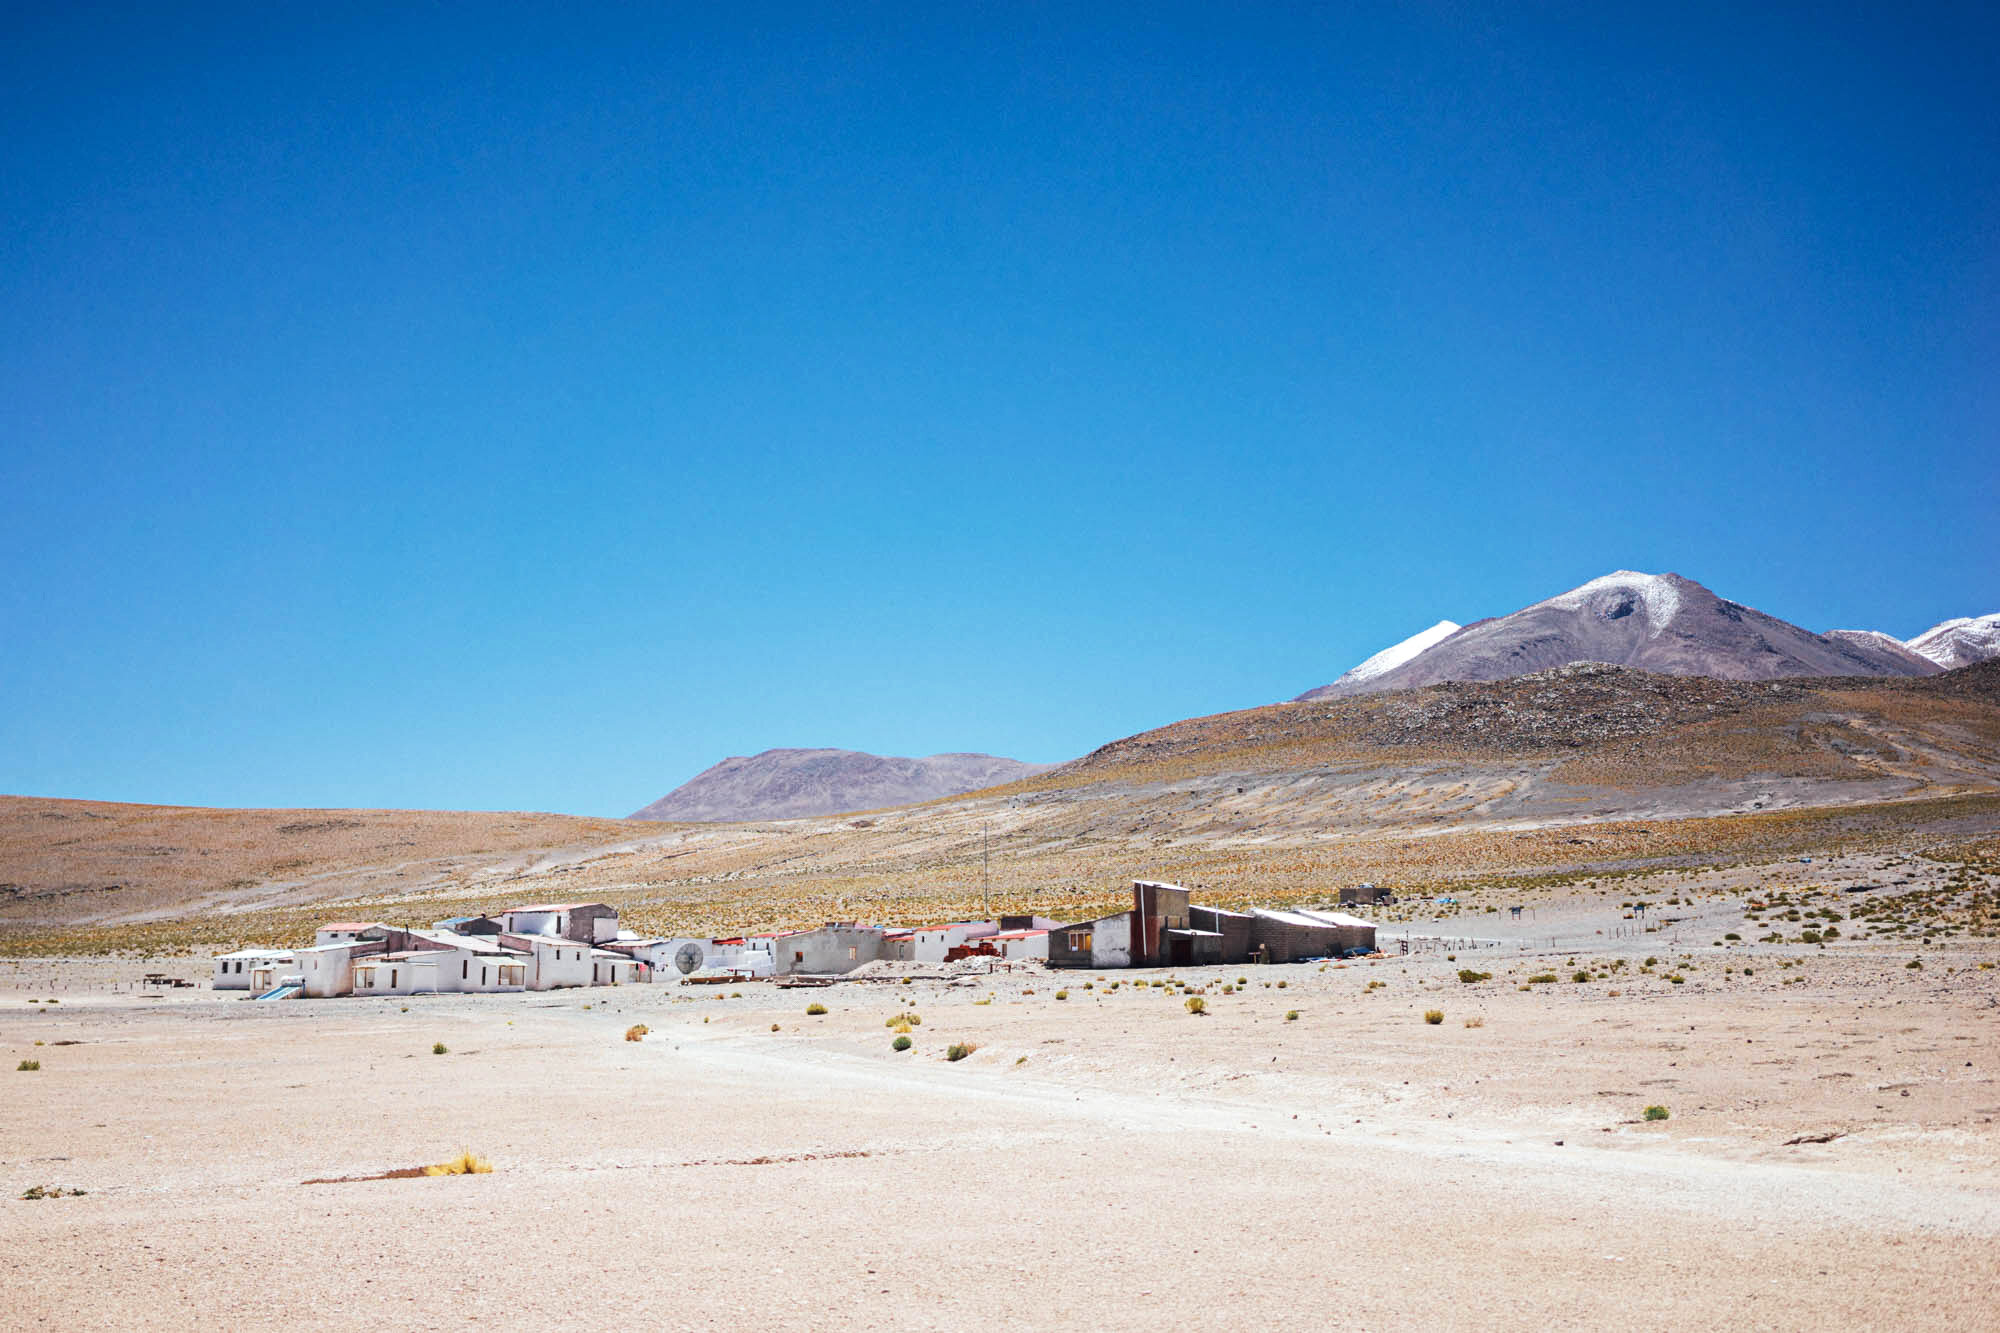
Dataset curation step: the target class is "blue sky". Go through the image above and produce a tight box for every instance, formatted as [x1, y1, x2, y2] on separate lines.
[5, 4, 1995, 815]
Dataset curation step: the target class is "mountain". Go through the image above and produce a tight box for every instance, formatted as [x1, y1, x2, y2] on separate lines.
[1295, 571, 1938, 699]
[1825, 629, 1942, 675]
[1906, 614, 2000, 670]
[1311, 619, 1461, 696]
[628, 749, 1051, 822]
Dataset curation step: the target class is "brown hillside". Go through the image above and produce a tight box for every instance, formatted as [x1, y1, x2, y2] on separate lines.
[4, 662, 1998, 953]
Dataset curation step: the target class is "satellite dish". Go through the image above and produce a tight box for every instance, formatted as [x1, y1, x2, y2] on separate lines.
[673, 942, 704, 976]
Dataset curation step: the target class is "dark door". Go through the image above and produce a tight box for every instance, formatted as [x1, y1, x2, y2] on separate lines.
[1170, 936, 1192, 966]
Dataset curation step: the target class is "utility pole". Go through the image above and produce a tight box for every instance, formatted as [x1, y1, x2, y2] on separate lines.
[982, 819, 991, 921]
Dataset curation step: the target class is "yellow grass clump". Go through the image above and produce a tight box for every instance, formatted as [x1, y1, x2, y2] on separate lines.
[425, 1149, 493, 1176]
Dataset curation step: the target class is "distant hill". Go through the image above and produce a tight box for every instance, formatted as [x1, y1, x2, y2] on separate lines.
[1296, 571, 1939, 699]
[1825, 629, 1941, 675]
[627, 749, 1051, 822]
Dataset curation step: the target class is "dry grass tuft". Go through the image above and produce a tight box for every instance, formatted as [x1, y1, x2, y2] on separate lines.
[425, 1149, 493, 1176]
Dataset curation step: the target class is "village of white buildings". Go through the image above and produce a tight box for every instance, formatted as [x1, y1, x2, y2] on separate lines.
[213, 881, 1388, 998]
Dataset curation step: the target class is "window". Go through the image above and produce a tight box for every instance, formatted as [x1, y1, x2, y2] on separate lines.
[1068, 931, 1092, 952]
[390, 969, 398, 988]
[848, 947, 858, 961]
[462, 960, 468, 980]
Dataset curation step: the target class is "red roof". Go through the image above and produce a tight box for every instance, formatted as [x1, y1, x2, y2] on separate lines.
[318, 921, 384, 932]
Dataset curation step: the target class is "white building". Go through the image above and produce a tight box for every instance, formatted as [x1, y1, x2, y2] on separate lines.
[351, 946, 529, 995]
[499, 933, 594, 990]
[497, 902, 618, 945]
[213, 948, 296, 991]
[590, 948, 644, 985]
[314, 922, 387, 947]
[770, 924, 887, 975]
[986, 929, 1049, 961]
[295, 941, 376, 997]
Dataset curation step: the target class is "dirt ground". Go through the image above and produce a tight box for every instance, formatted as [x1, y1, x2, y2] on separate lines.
[5, 897, 1997, 1331]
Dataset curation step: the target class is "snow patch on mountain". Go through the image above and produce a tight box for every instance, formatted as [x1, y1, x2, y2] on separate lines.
[1829, 629, 1909, 651]
[1906, 613, 2000, 669]
[1335, 619, 1462, 686]
[1540, 570, 1683, 634]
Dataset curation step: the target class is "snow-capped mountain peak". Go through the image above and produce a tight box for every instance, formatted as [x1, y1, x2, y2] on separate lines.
[1539, 570, 1684, 635]
[1334, 619, 1462, 687]
[1906, 613, 2000, 669]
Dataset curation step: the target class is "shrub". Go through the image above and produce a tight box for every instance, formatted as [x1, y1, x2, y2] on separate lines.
[892, 1035, 912, 1052]
[1644, 1105, 1670, 1122]
[1463, 1016, 1484, 1029]
[1222, 984, 1235, 994]
[1724, 932, 1741, 941]
[431, 1042, 448, 1055]
[1423, 1009, 1444, 1025]
[1906, 960, 1923, 969]
[1667, 974, 1685, 985]
[946, 1042, 977, 1062]
[1276, 979, 1287, 989]
[1527, 973, 1557, 985]
[1285, 1010, 1299, 1022]
[805, 1003, 827, 1015]
[1184, 996, 1207, 1015]
[770, 1023, 780, 1031]
[1457, 969, 1491, 984]
[17, 1059, 40, 1071]
[624, 1025, 649, 1042]
[1054, 990, 1069, 1000]
[425, 1149, 493, 1176]
[1572, 971, 1590, 984]
[1237, 977, 1247, 986]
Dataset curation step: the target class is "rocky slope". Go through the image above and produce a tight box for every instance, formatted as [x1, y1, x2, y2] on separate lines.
[628, 748, 1051, 822]
[1297, 572, 1938, 699]
[1826, 629, 1942, 674]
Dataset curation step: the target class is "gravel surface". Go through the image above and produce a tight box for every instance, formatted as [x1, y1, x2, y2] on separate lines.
[6, 909, 1997, 1331]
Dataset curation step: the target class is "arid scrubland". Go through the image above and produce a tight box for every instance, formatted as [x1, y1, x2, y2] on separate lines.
[5, 665, 2000, 959]
[5, 663, 2000, 1329]
[6, 892, 1998, 1330]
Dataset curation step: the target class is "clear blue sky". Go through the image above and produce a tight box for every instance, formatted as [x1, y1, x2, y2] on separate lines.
[5, 3, 1995, 815]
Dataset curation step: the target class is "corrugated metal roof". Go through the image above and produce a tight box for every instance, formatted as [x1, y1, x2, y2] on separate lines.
[1252, 908, 1338, 929]
[1296, 909, 1376, 929]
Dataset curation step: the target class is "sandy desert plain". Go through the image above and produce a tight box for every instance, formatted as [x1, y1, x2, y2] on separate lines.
[6, 666, 2000, 1330]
